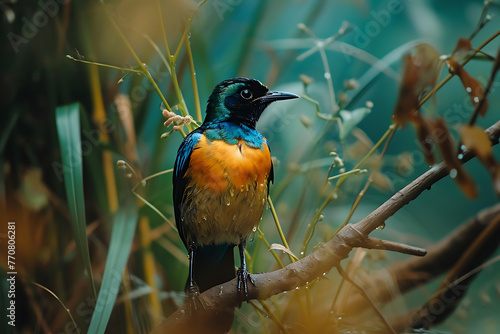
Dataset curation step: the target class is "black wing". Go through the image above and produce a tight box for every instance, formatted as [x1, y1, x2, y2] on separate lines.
[264, 139, 274, 190]
[172, 130, 203, 248]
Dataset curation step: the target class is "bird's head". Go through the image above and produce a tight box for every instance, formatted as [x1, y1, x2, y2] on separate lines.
[204, 77, 299, 128]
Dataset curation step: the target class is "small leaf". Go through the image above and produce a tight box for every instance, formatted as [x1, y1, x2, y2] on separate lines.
[460, 125, 500, 199]
[269, 243, 299, 261]
[431, 118, 477, 198]
[468, 44, 500, 123]
[452, 168, 478, 199]
[393, 44, 441, 126]
[412, 44, 442, 89]
[450, 38, 472, 62]
[393, 54, 419, 127]
[447, 60, 488, 116]
[430, 118, 457, 167]
[459, 125, 492, 160]
[412, 113, 436, 166]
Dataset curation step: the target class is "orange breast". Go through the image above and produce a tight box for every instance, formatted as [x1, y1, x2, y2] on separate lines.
[186, 135, 272, 194]
[180, 135, 272, 245]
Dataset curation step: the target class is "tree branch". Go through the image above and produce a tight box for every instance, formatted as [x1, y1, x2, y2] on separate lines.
[340, 203, 500, 317]
[355, 120, 500, 236]
[153, 120, 500, 333]
[407, 207, 500, 330]
[359, 237, 427, 256]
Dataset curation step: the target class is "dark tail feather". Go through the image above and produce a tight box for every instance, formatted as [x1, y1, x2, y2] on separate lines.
[192, 244, 235, 293]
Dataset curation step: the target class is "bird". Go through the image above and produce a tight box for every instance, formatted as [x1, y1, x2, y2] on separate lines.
[173, 77, 298, 296]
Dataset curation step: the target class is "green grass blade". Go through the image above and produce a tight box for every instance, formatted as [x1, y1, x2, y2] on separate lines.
[55, 103, 97, 298]
[88, 201, 138, 334]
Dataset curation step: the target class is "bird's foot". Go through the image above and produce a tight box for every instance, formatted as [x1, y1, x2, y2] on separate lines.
[186, 283, 204, 313]
[237, 265, 255, 296]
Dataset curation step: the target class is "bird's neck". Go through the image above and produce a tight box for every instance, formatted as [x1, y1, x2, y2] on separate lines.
[202, 121, 265, 149]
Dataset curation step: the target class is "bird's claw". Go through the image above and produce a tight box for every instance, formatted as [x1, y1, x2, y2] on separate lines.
[187, 283, 204, 313]
[237, 266, 255, 296]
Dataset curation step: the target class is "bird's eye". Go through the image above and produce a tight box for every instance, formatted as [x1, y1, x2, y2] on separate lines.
[240, 89, 253, 100]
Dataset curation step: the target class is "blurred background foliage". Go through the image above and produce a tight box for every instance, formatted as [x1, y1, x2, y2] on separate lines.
[1, 0, 500, 333]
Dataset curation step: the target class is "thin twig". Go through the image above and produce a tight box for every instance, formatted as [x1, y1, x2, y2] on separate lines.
[66, 55, 143, 73]
[335, 265, 396, 334]
[33, 282, 80, 334]
[268, 195, 295, 263]
[185, 34, 202, 123]
[257, 227, 285, 268]
[300, 124, 395, 257]
[132, 191, 177, 231]
[469, 0, 492, 40]
[156, 0, 172, 58]
[102, 5, 172, 112]
[333, 125, 396, 236]
[258, 300, 287, 332]
[361, 237, 427, 256]
[327, 168, 366, 180]
[467, 44, 500, 126]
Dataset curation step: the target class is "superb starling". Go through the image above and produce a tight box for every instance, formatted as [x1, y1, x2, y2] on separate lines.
[173, 77, 298, 296]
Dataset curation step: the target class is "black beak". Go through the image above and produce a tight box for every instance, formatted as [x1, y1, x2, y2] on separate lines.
[255, 91, 299, 104]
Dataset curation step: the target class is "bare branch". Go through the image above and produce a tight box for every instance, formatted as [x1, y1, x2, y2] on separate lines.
[360, 237, 427, 256]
